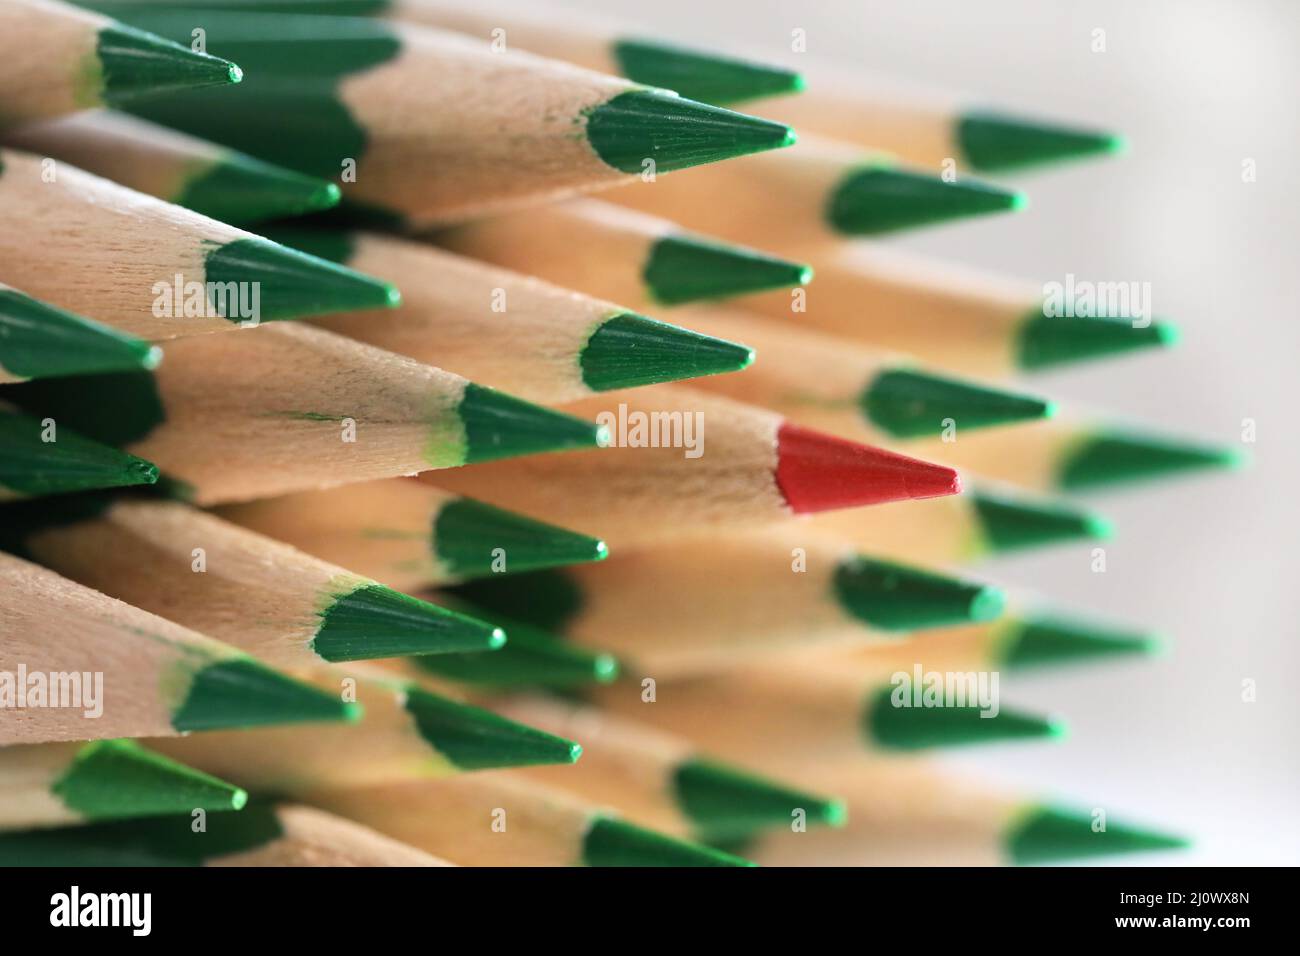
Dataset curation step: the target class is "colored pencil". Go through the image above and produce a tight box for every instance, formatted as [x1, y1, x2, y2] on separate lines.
[605, 135, 1024, 255]
[427, 385, 962, 550]
[0, 284, 160, 384]
[268, 228, 755, 403]
[913, 418, 1245, 493]
[432, 197, 811, 308]
[214, 479, 608, 590]
[0, 494, 505, 666]
[809, 483, 1112, 565]
[2, 323, 606, 505]
[4, 110, 341, 224]
[145, 669, 582, 794]
[492, 694, 846, 840]
[736, 247, 1178, 378]
[0, 802, 450, 866]
[676, 306, 1056, 441]
[0, 0, 240, 127]
[446, 527, 1006, 676]
[0, 148, 397, 339]
[115, 11, 795, 225]
[0, 406, 158, 500]
[0, 552, 357, 745]
[0, 739, 246, 831]
[308, 772, 754, 866]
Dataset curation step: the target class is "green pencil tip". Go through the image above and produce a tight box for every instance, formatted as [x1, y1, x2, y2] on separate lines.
[96, 24, 242, 103]
[611, 39, 805, 104]
[827, 163, 1022, 235]
[867, 688, 1064, 750]
[1001, 615, 1161, 668]
[970, 488, 1111, 553]
[644, 234, 812, 305]
[311, 583, 504, 662]
[861, 367, 1055, 438]
[433, 497, 608, 579]
[202, 237, 399, 323]
[584, 89, 795, 175]
[457, 382, 605, 464]
[581, 312, 754, 391]
[833, 556, 1005, 631]
[403, 687, 582, 770]
[1017, 314, 1179, 371]
[958, 111, 1126, 172]
[583, 816, 756, 866]
[177, 154, 343, 224]
[52, 740, 246, 822]
[0, 289, 162, 381]
[1060, 431, 1245, 490]
[0, 410, 160, 498]
[171, 658, 357, 732]
[675, 758, 847, 837]
[1008, 805, 1190, 864]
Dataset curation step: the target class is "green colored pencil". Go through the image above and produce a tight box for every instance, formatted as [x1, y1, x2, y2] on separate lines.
[0, 407, 158, 500]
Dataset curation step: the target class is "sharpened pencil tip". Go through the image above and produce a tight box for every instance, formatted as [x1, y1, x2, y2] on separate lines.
[433, 497, 609, 578]
[0, 288, 163, 381]
[644, 234, 812, 304]
[958, 111, 1127, 172]
[1060, 431, 1245, 490]
[177, 154, 342, 224]
[675, 758, 847, 837]
[611, 39, 804, 105]
[834, 557, 1005, 631]
[970, 488, 1111, 553]
[0, 409, 162, 497]
[1017, 314, 1178, 370]
[581, 312, 754, 391]
[311, 583, 504, 662]
[457, 382, 606, 463]
[861, 368, 1055, 438]
[1008, 805, 1190, 864]
[583, 816, 756, 866]
[96, 24, 242, 104]
[171, 659, 357, 731]
[403, 688, 582, 770]
[867, 689, 1064, 750]
[827, 164, 1022, 235]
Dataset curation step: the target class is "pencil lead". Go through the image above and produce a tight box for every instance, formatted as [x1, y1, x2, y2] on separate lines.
[171, 659, 361, 731]
[311, 583, 505, 662]
[1017, 314, 1179, 370]
[827, 164, 1025, 235]
[177, 154, 342, 223]
[582, 816, 756, 867]
[96, 24, 242, 103]
[0, 409, 158, 498]
[1, 288, 161, 381]
[1008, 805, 1190, 864]
[860, 368, 1055, 438]
[643, 234, 812, 304]
[1000, 615, 1162, 668]
[433, 498, 608, 579]
[403, 687, 582, 770]
[580, 312, 754, 391]
[775, 422, 961, 513]
[611, 40, 804, 104]
[970, 488, 1112, 552]
[1059, 431, 1246, 490]
[584, 89, 795, 174]
[834, 557, 1005, 631]
[458, 383, 608, 462]
[52, 740, 246, 821]
[674, 758, 847, 836]
[867, 688, 1066, 750]
[958, 111, 1127, 172]
[203, 238, 400, 322]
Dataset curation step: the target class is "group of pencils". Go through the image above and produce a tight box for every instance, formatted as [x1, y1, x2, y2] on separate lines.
[0, 0, 1235, 867]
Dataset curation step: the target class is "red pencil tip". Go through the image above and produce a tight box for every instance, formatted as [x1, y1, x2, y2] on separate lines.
[774, 422, 962, 513]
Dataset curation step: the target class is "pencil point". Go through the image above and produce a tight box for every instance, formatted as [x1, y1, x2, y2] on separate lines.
[584, 89, 795, 174]
[457, 383, 606, 463]
[95, 24, 242, 104]
[433, 497, 607, 579]
[775, 422, 961, 513]
[867, 689, 1064, 750]
[958, 111, 1127, 172]
[0, 288, 161, 380]
[0, 409, 159, 497]
[312, 583, 504, 662]
[644, 234, 812, 304]
[1000, 615, 1162, 668]
[172, 659, 358, 732]
[834, 557, 1005, 631]
[861, 368, 1055, 438]
[403, 688, 582, 770]
[827, 164, 1023, 235]
[612, 39, 805, 104]
[1008, 805, 1190, 864]
[203, 238, 399, 323]
[583, 816, 756, 866]
[1060, 431, 1244, 490]
[970, 488, 1111, 552]
[674, 758, 847, 836]
[581, 312, 753, 391]
[177, 155, 342, 223]
[1017, 314, 1178, 370]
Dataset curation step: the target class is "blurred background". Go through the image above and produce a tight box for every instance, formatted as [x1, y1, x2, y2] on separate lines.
[572, 0, 1299, 865]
